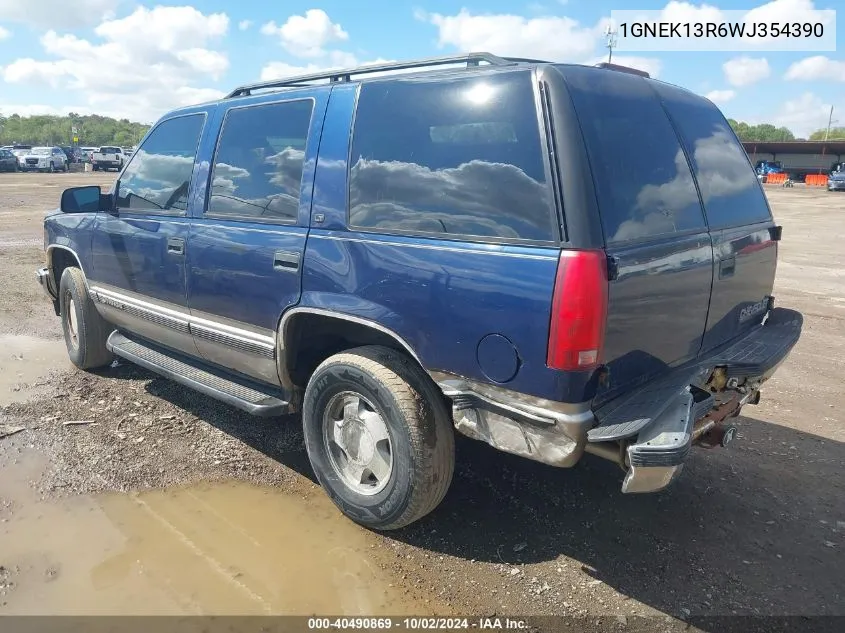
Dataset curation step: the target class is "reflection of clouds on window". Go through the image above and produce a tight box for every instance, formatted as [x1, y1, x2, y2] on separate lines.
[207, 100, 311, 222]
[689, 126, 756, 202]
[349, 158, 553, 240]
[266, 147, 305, 193]
[118, 151, 196, 211]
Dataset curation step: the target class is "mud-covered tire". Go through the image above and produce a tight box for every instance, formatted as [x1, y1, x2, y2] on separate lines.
[302, 345, 455, 531]
[59, 267, 113, 370]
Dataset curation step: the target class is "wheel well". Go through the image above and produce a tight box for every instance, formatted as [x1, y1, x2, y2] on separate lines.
[283, 313, 421, 389]
[50, 248, 80, 286]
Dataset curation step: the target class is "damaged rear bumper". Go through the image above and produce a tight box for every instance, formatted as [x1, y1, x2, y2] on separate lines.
[436, 306, 803, 495]
[37, 266, 57, 301]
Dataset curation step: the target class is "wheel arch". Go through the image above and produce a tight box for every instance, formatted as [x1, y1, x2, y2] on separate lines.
[278, 307, 428, 393]
[47, 245, 88, 291]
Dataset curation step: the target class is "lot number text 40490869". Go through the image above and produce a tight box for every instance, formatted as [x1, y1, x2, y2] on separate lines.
[307, 618, 529, 630]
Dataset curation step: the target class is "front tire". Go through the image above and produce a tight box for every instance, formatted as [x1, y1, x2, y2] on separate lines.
[59, 267, 114, 370]
[302, 345, 455, 531]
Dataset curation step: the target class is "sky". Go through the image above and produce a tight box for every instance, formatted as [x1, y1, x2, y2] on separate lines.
[0, 0, 841, 137]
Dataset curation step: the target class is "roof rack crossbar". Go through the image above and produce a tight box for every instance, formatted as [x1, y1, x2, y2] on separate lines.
[226, 52, 519, 98]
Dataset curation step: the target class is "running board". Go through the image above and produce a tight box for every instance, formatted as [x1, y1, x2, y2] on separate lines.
[106, 331, 291, 417]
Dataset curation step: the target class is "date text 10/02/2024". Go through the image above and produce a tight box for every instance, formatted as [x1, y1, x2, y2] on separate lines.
[307, 618, 529, 630]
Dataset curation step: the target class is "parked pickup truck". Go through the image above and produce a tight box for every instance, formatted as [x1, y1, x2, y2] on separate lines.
[36, 53, 803, 530]
[91, 146, 126, 171]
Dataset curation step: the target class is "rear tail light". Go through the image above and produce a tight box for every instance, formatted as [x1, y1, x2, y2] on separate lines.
[546, 249, 609, 371]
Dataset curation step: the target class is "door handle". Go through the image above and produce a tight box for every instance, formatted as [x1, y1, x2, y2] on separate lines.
[167, 237, 185, 256]
[719, 255, 736, 279]
[273, 250, 300, 272]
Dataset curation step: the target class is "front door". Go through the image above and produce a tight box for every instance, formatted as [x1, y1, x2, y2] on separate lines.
[186, 88, 330, 386]
[89, 110, 209, 356]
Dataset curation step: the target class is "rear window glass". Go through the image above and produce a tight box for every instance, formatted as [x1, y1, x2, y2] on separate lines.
[654, 83, 772, 230]
[348, 71, 558, 243]
[563, 67, 706, 244]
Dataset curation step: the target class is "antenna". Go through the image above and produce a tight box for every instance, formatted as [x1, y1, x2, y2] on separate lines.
[604, 23, 618, 64]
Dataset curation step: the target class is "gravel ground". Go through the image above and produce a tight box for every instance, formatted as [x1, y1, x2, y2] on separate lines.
[1, 173, 844, 630]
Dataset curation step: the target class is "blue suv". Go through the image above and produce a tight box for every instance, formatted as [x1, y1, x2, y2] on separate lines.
[37, 53, 802, 530]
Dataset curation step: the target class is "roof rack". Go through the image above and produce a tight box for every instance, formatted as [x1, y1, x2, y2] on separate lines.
[594, 62, 650, 78]
[226, 52, 524, 98]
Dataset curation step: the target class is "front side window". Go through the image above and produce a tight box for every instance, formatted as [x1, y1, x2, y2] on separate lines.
[116, 114, 205, 213]
[207, 99, 313, 223]
[348, 71, 558, 243]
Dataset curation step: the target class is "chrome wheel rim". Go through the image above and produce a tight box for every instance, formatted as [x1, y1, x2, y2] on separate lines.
[66, 293, 79, 349]
[322, 391, 393, 496]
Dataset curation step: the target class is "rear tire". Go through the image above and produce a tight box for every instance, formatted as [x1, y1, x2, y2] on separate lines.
[59, 267, 114, 370]
[302, 345, 455, 531]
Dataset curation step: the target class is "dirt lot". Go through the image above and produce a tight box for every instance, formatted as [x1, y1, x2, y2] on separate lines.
[0, 172, 843, 628]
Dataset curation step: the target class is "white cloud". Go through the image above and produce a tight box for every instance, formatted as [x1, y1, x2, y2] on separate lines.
[261, 9, 348, 58]
[238, 20, 252, 31]
[785, 56, 845, 82]
[659, 0, 725, 24]
[0, 25, 10, 40]
[723, 56, 770, 87]
[421, 9, 602, 61]
[0, 0, 116, 29]
[0, 103, 93, 117]
[705, 89, 736, 103]
[765, 92, 833, 137]
[259, 56, 394, 82]
[745, 0, 834, 27]
[1, 6, 229, 123]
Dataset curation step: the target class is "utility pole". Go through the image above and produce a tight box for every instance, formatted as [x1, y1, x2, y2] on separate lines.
[605, 24, 618, 63]
[824, 105, 836, 141]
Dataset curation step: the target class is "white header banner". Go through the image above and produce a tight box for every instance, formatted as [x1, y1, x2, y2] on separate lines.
[610, 9, 837, 52]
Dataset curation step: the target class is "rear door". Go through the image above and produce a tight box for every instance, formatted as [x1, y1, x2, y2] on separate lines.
[185, 88, 329, 387]
[560, 67, 715, 400]
[654, 83, 778, 352]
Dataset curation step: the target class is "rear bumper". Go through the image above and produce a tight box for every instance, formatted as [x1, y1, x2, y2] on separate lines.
[37, 266, 57, 300]
[440, 306, 803, 494]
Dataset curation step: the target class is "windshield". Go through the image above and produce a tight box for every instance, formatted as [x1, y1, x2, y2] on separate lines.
[100, 147, 120, 153]
[31, 148, 50, 156]
[12, 149, 27, 157]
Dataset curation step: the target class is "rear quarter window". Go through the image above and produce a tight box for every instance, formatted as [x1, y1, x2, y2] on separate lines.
[562, 67, 706, 245]
[348, 70, 558, 243]
[653, 83, 772, 230]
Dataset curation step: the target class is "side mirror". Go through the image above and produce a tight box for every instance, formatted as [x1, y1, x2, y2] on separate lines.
[60, 186, 103, 213]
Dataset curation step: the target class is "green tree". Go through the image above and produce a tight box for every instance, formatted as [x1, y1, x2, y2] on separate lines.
[808, 127, 845, 140]
[0, 112, 149, 147]
[727, 119, 796, 142]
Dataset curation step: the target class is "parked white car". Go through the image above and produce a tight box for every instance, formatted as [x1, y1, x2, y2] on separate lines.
[92, 146, 126, 171]
[20, 147, 68, 172]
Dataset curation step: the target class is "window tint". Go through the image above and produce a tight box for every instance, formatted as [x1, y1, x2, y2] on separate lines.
[116, 114, 204, 213]
[563, 67, 706, 244]
[348, 71, 557, 242]
[207, 99, 313, 222]
[654, 84, 771, 229]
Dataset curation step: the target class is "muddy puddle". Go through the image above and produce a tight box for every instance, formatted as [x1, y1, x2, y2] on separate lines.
[0, 335, 69, 406]
[0, 452, 429, 615]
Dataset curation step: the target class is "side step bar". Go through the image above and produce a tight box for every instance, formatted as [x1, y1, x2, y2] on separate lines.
[106, 331, 291, 417]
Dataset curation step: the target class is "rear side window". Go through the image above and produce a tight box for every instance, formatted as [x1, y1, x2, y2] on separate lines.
[208, 99, 313, 223]
[348, 71, 558, 243]
[654, 84, 772, 230]
[563, 67, 706, 244]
